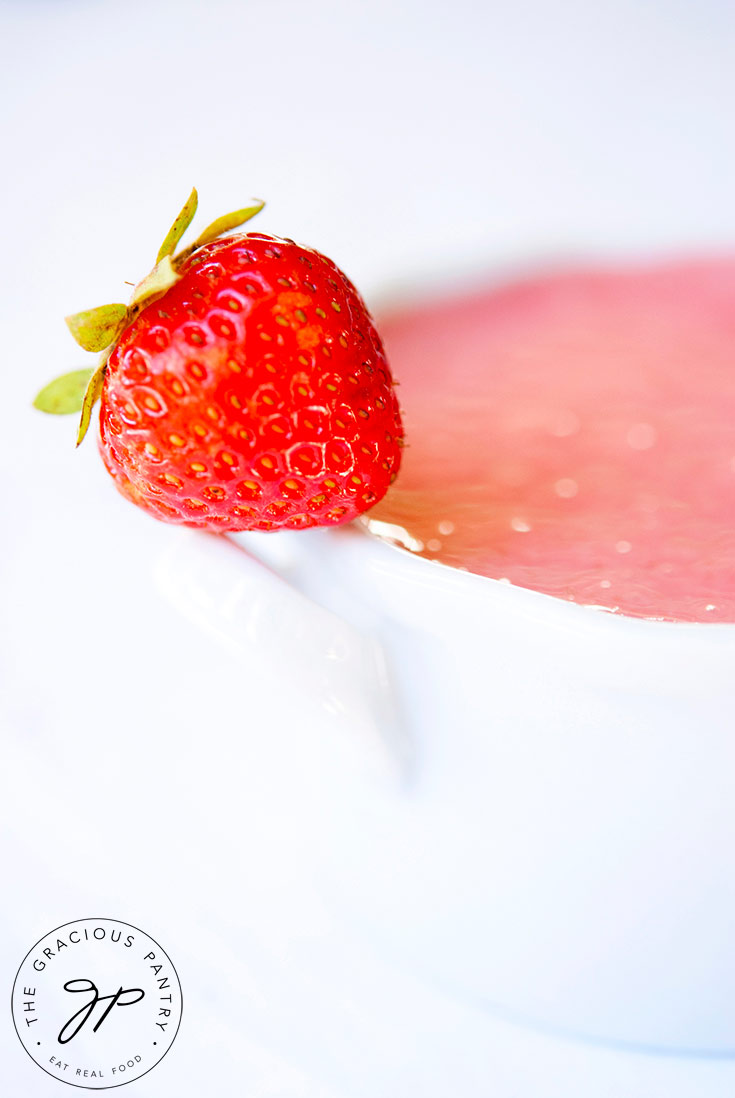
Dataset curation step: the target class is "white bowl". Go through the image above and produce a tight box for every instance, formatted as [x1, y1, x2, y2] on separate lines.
[235, 524, 735, 1055]
[162, 521, 735, 1056]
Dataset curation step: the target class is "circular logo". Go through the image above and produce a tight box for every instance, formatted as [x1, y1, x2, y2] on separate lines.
[11, 918, 182, 1089]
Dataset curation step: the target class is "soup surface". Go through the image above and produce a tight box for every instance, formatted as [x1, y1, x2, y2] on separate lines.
[368, 260, 735, 622]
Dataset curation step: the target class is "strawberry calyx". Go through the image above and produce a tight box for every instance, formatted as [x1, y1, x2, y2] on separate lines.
[75, 344, 112, 447]
[155, 186, 199, 265]
[65, 302, 129, 353]
[34, 189, 265, 444]
[32, 369, 94, 415]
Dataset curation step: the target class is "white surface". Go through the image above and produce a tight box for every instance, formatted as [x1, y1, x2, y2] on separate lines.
[3, 0, 735, 1094]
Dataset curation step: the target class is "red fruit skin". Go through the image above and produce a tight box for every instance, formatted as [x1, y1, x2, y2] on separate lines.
[98, 233, 403, 531]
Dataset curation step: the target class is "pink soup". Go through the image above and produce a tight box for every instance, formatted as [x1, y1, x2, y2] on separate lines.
[369, 260, 735, 622]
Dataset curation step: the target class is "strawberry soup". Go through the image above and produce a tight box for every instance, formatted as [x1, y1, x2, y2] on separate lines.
[368, 260, 735, 622]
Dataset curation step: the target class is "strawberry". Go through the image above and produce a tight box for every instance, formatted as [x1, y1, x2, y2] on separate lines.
[35, 190, 403, 532]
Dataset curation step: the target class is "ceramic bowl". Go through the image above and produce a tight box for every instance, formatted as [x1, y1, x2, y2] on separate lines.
[241, 524, 735, 1054]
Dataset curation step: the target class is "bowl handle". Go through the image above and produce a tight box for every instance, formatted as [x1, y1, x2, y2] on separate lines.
[154, 529, 408, 783]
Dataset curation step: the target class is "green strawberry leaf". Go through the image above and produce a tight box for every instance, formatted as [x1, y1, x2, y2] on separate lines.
[33, 369, 95, 415]
[76, 348, 111, 447]
[156, 187, 198, 265]
[129, 255, 180, 310]
[191, 200, 265, 249]
[65, 303, 129, 352]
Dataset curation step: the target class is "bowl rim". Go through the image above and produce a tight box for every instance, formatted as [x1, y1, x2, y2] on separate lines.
[346, 523, 735, 642]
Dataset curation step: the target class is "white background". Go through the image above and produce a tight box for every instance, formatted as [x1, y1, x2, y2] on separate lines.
[2, 0, 735, 1094]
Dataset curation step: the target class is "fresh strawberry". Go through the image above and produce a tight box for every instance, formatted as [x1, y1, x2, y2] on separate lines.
[35, 191, 403, 532]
